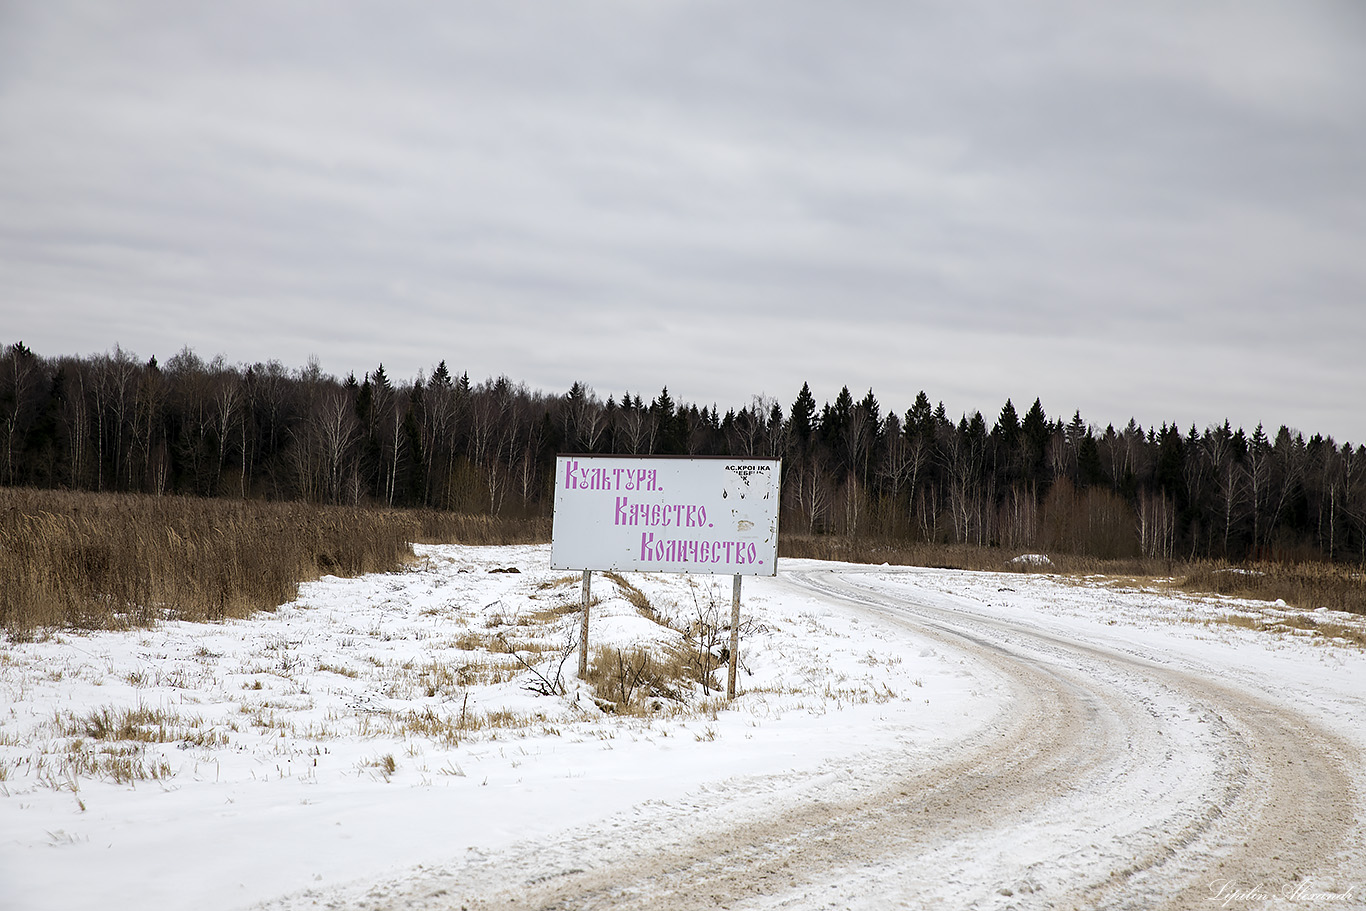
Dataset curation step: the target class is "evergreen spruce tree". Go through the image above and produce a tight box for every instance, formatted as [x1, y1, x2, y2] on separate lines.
[857, 388, 880, 431]
[789, 382, 816, 448]
[995, 399, 1020, 443]
[1077, 434, 1105, 487]
[822, 386, 854, 450]
[1066, 411, 1087, 446]
[651, 387, 683, 454]
[1021, 398, 1049, 482]
[1156, 423, 1185, 497]
[905, 391, 933, 442]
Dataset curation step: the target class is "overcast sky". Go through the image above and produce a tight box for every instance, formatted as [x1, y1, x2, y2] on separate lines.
[3, 1, 1364, 443]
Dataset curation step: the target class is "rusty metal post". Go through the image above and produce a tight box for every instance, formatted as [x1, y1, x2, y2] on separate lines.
[727, 573, 742, 699]
[578, 570, 592, 679]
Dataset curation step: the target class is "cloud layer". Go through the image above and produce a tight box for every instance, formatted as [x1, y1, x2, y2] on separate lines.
[3, 1, 1364, 441]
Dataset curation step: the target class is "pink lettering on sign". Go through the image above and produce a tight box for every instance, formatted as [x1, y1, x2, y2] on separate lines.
[564, 460, 659, 493]
[553, 456, 779, 575]
[613, 498, 708, 529]
[639, 533, 759, 566]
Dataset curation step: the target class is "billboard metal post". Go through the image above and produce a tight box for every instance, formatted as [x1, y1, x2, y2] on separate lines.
[727, 573, 742, 699]
[578, 570, 591, 679]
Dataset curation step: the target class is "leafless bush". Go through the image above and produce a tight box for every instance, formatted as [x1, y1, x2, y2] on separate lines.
[584, 645, 690, 714]
[498, 629, 577, 697]
[683, 583, 726, 695]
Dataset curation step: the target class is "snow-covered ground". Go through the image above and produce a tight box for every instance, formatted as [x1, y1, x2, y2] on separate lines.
[2, 545, 1364, 910]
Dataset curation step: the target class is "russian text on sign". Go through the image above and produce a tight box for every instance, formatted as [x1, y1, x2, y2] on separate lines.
[551, 456, 780, 575]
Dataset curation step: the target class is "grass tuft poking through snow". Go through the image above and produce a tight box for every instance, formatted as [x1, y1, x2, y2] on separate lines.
[3, 545, 1364, 911]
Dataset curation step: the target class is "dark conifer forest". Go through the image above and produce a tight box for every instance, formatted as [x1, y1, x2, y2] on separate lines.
[4, 342, 1365, 564]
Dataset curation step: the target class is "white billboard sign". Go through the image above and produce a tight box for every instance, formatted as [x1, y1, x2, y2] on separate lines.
[550, 456, 781, 575]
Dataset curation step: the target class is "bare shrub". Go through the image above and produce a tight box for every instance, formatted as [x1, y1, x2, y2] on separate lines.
[584, 645, 689, 714]
[498, 630, 576, 697]
[683, 583, 726, 695]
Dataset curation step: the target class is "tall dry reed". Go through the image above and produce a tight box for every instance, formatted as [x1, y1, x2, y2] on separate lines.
[1179, 560, 1366, 616]
[409, 510, 550, 546]
[1, 489, 556, 636]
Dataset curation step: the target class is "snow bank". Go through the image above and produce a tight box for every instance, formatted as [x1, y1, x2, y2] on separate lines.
[2, 546, 1363, 911]
[0, 545, 981, 911]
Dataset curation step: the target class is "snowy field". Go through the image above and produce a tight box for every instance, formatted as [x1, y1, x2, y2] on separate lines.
[2, 544, 1364, 910]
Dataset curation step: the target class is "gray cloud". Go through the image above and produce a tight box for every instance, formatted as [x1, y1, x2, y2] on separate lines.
[3, 0, 1364, 442]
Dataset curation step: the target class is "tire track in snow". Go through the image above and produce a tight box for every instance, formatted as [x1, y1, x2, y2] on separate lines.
[267, 569, 1363, 910]
[808, 570, 1363, 909]
[305, 633, 1118, 911]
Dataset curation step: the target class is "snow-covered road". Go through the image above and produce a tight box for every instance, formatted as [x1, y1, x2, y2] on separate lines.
[3, 547, 1364, 910]
[284, 567, 1365, 911]
[773, 570, 1364, 910]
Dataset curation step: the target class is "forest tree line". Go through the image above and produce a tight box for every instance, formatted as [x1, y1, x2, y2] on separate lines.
[4, 341, 1366, 564]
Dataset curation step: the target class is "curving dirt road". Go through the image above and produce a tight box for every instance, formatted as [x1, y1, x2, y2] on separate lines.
[277, 569, 1364, 910]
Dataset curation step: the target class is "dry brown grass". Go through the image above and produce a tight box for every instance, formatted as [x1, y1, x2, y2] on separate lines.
[410, 510, 550, 545]
[581, 642, 712, 714]
[781, 536, 1154, 575]
[1179, 561, 1366, 617]
[0, 488, 550, 637]
[601, 570, 669, 625]
[780, 534, 1366, 617]
[780, 535, 1010, 570]
[385, 705, 550, 747]
[0, 488, 417, 635]
[1192, 611, 1366, 647]
[49, 703, 230, 748]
